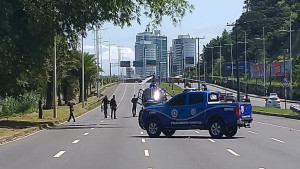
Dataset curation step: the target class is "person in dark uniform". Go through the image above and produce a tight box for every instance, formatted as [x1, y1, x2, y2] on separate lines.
[101, 95, 109, 118]
[67, 99, 75, 122]
[110, 95, 117, 119]
[131, 94, 138, 117]
[38, 96, 43, 119]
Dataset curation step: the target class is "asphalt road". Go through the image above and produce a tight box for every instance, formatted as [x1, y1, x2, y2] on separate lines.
[0, 83, 299, 169]
[179, 82, 300, 109]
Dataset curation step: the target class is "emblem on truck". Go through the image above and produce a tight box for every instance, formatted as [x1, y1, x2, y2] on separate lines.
[171, 109, 178, 118]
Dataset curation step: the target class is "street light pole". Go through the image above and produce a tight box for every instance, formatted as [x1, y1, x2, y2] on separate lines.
[263, 26, 266, 96]
[207, 47, 214, 81]
[214, 42, 222, 84]
[81, 34, 85, 108]
[289, 15, 293, 98]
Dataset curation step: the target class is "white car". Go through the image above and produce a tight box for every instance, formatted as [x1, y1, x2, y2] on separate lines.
[265, 94, 281, 108]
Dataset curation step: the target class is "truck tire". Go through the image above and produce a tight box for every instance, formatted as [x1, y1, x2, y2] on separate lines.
[224, 126, 238, 138]
[146, 118, 162, 138]
[162, 129, 176, 137]
[208, 120, 224, 139]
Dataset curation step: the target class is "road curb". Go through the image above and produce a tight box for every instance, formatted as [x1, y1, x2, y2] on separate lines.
[0, 83, 119, 145]
[253, 111, 300, 120]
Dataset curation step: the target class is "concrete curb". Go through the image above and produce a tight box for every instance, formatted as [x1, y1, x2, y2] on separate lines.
[253, 111, 300, 120]
[0, 83, 119, 145]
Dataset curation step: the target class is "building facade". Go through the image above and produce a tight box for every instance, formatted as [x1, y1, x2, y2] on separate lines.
[171, 35, 196, 76]
[135, 30, 167, 78]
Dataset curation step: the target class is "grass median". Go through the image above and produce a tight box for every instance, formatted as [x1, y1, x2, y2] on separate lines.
[160, 82, 183, 96]
[0, 82, 119, 143]
[252, 106, 299, 116]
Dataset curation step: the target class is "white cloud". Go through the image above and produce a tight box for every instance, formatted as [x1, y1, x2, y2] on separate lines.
[84, 44, 135, 76]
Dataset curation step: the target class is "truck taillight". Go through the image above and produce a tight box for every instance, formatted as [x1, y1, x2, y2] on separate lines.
[235, 106, 240, 117]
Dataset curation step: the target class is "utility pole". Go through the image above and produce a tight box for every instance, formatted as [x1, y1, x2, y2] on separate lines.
[95, 28, 100, 98]
[82, 34, 85, 108]
[195, 36, 205, 89]
[53, 35, 57, 118]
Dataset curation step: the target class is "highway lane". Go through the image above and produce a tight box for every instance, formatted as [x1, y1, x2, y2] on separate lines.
[0, 83, 299, 169]
[178, 82, 300, 109]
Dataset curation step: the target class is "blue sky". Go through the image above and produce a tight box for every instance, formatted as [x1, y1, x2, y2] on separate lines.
[83, 0, 245, 76]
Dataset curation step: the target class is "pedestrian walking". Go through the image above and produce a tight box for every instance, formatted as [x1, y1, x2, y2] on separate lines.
[38, 96, 43, 119]
[110, 95, 117, 119]
[67, 99, 76, 122]
[131, 94, 138, 117]
[101, 95, 109, 118]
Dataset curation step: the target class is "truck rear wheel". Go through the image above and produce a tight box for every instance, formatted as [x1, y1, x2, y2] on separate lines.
[146, 119, 162, 138]
[162, 129, 176, 137]
[208, 120, 224, 139]
[224, 126, 238, 138]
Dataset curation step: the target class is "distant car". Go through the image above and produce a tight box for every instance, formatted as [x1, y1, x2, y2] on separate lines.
[183, 88, 198, 92]
[201, 83, 207, 91]
[224, 93, 236, 102]
[265, 94, 280, 108]
[219, 93, 226, 100]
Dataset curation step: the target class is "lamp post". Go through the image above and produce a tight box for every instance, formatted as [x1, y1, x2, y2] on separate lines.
[280, 15, 294, 99]
[102, 40, 117, 83]
[194, 36, 205, 89]
[227, 22, 241, 102]
[255, 27, 266, 96]
[224, 41, 234, 88]
[206, 46, 214, 81]
[238, 32, 248, 93]
[214, 41, 222, 84]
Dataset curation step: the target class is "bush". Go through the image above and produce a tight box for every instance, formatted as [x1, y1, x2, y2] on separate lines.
[0, 92, 39, 117]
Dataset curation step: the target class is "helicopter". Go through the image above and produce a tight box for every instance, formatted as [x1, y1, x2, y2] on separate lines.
[137, 76, 168, 108]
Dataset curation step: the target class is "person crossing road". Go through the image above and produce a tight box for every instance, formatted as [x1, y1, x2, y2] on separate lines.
[101, 95, 109, 118]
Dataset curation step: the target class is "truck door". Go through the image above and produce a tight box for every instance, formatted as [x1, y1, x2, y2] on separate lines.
[165, 94, 187, 128]
[186, 93, 206, 127]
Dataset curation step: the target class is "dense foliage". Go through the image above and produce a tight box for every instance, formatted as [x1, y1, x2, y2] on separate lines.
[202, 0, 300, 86]
[0, 0, 193, 114]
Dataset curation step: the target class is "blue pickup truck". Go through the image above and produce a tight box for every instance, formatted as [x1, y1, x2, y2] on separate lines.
[138, 90, 253, 138]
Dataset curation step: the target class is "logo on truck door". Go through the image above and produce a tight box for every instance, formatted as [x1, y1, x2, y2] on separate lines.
[171, 109, 178, 118]
[191, 108, 196, 115]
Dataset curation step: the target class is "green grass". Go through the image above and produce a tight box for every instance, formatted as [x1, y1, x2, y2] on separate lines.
[160, 82, 183, 96]
[0, 83, 119, 140]
[252, 106, 299, 116]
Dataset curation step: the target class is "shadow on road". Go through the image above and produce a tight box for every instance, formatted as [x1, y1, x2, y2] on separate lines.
[0, 120, 54, 129]
[130, 135, 244, 140]
[47, 123, 125, 130]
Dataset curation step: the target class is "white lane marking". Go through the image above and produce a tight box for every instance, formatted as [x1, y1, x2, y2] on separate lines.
[248, 131, 258, 135]
[208, 139, 216, 143]
[53, 151, 66, 158]
[226, 149, 240, 157]
[140, 131, 144, 135]
[100, 120, 104, 123]
[141, 139, 146, 143]
[83, 133, 89, 136]
[259, 168, 265, 169]
[91, 128, 95, 130]
[72, 140, 80, 144]
[144, 150, 150, 157]
[195, 130, 200, 134]
[271, 137, 286, 144]
[112, 84, 121, 96]
[256, 121, 300, 132]
[117, 84, 128, 107]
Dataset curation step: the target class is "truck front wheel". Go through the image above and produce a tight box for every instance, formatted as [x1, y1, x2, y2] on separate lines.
[208, 120, 224, 139]
[146, 119, 162, 138]
[162, 129, 176, 137]
[224, 126, 238, 138]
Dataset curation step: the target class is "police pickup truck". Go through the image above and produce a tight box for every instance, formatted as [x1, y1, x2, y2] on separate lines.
[138, 90, 252, 138]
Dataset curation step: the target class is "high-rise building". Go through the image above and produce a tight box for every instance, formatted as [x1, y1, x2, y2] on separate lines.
[171, 35, 196, 76]
[135, 30, 167, 78]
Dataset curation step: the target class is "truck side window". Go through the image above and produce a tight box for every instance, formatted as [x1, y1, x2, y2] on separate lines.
[189, 94, 203, 105]
[167, 95, 186, 106]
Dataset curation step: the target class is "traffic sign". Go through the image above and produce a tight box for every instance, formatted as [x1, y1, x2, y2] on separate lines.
[223, 77, 228, 84]
[283, 77, 289, 87]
